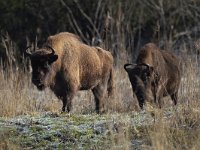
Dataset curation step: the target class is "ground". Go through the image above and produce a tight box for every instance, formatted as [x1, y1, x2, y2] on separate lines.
[1, 106, 197, 150]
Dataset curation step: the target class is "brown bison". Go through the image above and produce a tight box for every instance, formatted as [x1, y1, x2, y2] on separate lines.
[26, 32, 114, 113]
[124, 43, 181, 109]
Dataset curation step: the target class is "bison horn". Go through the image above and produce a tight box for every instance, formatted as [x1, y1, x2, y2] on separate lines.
[124, 63, 136, 71]
[44, 45, 55, 56]
[25, 46, 32, 57]
[124, 64, 132, 70]
[138, 63, 152, 68]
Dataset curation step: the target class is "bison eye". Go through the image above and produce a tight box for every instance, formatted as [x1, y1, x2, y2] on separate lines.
[141, 73, 149, 83]
[43, 62, 50, 69]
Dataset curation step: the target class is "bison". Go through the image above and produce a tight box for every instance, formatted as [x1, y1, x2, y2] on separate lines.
[124, 43, 181, 109]
[25, 32, 114, 113]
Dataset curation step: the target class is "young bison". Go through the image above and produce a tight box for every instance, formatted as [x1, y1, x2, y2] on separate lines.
[124, 43, 181, 109]
[26, 32, 114, 113]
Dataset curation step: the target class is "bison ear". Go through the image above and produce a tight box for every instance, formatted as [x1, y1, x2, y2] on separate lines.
[48, 55, 58, 64]
[124, 64, 136, 73]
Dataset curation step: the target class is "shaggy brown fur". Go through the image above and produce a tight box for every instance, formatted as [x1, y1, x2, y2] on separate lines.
[124, 43, 181, 109]
[26, 32, 114, 113]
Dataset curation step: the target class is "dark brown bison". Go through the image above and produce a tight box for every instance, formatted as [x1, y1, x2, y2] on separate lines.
[26, 32, 114, 113]
[124, 43, 181, 109]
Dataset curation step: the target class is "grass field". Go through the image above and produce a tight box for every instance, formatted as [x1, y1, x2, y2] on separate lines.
[0, 43, 200, 149]
[1, 0, 200, 149]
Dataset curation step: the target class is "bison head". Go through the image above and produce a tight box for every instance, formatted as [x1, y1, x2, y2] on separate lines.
[25, 46, 58, 90]
[124, 63, 155, 109]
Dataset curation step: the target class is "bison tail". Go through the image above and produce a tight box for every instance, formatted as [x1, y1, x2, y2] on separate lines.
[107, 68, 115, 96]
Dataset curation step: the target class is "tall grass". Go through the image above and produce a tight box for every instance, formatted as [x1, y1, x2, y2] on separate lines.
[0, 34, 200, 149]
[146, 52, 200, 149]
[0, 35, 61, 117]
[0, 1, 200, 149]
[0, 46, 136, 116]
[0, 38, 199, 117]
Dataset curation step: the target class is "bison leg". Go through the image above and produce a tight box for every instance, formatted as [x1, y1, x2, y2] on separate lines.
[139, 101, 144, 109]
[62, 98, 67, 112]
[92, 84, 107, 114]
[154, 85, 164, 108]
[157, 97, 163, 108]
[171, 92, 178, 105]
[62, 92, 76, 112]
[61, 85, 78, 113]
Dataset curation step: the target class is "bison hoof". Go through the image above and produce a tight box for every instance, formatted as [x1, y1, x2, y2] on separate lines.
[60, 111, 71, 116]
[96, 109, 106, 114]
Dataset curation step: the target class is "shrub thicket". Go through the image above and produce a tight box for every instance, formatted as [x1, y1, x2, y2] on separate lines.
[1, 0, 200, 63]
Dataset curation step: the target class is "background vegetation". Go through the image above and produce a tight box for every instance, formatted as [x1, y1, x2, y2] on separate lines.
[0, 0, 200, 149]
[1, 0, 200, 61]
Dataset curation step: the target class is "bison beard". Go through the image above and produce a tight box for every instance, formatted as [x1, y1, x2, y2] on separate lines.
[124, 43, 181, 109]
[25, 32, 114, 114]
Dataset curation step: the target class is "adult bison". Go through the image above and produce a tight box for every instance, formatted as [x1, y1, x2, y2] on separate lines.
[26, 32, 114, 113]
[124, 43, 181, 109]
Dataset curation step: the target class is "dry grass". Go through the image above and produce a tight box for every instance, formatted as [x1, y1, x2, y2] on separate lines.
[0, 57, 137, 116]
[140, 103, 200, 150]
[0, 67, 61, 117]
[0, 35, 200, 149]
[1, 1, 200, 149]
[1, 52, 199, 117]
[0, 34, 138, 116]
[0, 51, 200, 149]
